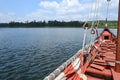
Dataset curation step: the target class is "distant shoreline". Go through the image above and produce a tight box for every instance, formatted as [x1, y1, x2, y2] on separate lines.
[0, 27, 117, 29]
[0, 20, 117, 28]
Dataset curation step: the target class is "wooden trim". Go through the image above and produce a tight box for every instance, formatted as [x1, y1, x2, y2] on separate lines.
[115, 0, 120, 72]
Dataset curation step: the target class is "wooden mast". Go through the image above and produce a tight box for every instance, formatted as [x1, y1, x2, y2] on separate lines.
[115, 0, 120, 72]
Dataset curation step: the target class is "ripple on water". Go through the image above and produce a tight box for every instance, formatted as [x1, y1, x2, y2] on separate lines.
[0, 28, 114, 80]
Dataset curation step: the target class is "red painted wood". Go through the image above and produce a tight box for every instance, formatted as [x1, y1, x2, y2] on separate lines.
[86, 75, 104, 80]
[86, 67, 112, 77]
[94, 59, 105, 63]
[85, 28, 117, 79]
[90, 64, 105, 71]
[115, 0, 120, 72]
[111, 68, 120, 80]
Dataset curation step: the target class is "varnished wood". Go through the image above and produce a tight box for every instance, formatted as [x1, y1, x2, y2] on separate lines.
[115, 0, 120, 73]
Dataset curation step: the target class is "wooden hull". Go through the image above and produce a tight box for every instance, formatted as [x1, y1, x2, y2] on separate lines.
[44, 28, 120, 80]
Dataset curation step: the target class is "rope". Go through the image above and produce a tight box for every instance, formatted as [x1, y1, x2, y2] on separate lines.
[85, 0, 100, 27]
[82, 27, 88, 53]
[82, 0, 100, 51]
[93, 0, 100, 27]
[93, 1, 98, 22]
[87, 1, 95, 21]
[95, 0, 100, 28]
[95, 0, 99, 21]
[90, 0, 101, 43]
[105, 0, 111, 27]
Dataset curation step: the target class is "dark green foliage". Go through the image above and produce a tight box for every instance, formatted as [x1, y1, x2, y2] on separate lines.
[0, 20, 84, 28]
[98, 20, 117, 28]
[0, 23, 9, 27]
[0, 20, 117, 28]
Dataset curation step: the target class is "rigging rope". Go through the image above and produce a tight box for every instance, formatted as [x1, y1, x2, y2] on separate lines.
[90, 0, 100, 43]
[105, 0, 111, 27]
[82, 0, 100, 53]
[82, 27, 88, 53]
[95, 0, 100, 28]
[95, 0, 99, 21]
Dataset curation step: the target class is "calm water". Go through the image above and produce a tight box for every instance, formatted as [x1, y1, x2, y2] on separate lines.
[0, 28, 117, 80]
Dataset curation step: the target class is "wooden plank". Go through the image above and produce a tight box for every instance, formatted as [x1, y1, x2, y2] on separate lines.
[86, 67, 112, 77]
[94, 59, 105, 63]
[93, 62, 107, 66]
[90, 64, 105, 71]
[93, 62, 115, 67]
[86, 75, 104, 80]
[105, 52, 114, 54]
[103, 57, 115, 62]
[107, 62, 115, 67]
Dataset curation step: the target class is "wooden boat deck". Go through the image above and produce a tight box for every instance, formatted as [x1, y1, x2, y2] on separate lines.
[44, 29, 120, 80]
[85, 41, 116, 80]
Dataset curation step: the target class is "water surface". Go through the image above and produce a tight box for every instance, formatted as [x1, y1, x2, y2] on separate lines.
[0, 28, 117, 80]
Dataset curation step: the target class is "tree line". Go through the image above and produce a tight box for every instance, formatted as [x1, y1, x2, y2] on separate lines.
[0, 20, 117, 28]
[0, 20, 84, 28]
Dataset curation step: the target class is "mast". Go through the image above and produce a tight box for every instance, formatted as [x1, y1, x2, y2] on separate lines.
[115, 0, 120, 72]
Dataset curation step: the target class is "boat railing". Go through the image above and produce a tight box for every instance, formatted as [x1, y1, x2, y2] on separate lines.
[44, 40, 97, 80]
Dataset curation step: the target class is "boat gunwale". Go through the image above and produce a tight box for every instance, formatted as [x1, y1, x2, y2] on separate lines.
[44, 40, 98, 80]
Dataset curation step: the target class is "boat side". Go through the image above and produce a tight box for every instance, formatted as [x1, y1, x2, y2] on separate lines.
[44, 41, 96, 80]
[44, 28, 119, 80]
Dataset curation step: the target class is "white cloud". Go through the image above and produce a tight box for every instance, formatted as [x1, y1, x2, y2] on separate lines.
[0, 12, 18, 23]
[0, 13, 3, 17]
[38, 0, 84, 15]
[0, 0, 119, 23]
[7, 12, 16, 16]
[39, 1, 59, 10]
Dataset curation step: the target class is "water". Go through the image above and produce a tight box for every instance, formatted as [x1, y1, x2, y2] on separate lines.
[0, 28, 117, 80]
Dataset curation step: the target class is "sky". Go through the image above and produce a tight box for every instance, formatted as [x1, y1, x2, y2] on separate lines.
[0, 0, 119, 23]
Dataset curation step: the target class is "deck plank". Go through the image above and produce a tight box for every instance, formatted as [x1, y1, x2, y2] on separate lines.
[90, 64, 105, 71]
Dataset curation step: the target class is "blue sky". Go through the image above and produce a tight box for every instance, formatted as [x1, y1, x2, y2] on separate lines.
[0, 0, 119, 23]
